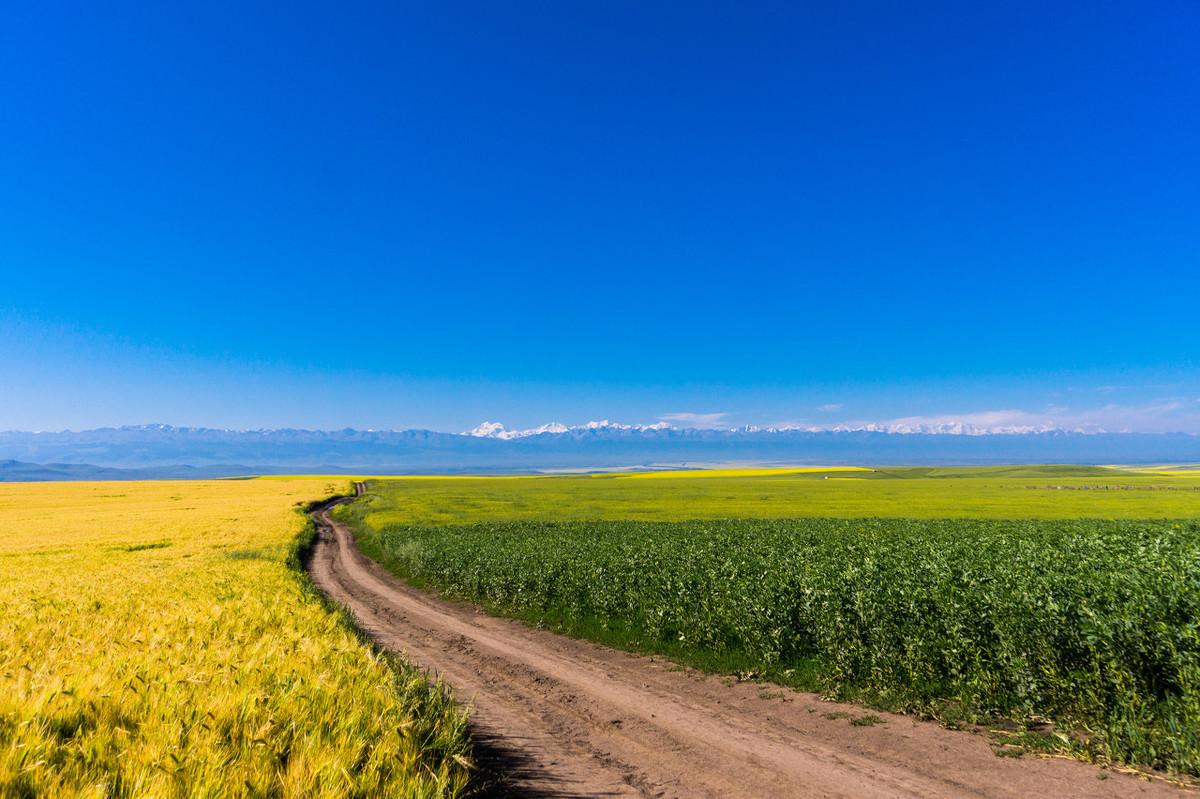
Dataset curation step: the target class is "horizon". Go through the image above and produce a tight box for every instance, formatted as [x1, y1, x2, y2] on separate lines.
[5, 417, 1200, 438]
[2, 3, 1198, 434]
[6, 420, 1200, 480]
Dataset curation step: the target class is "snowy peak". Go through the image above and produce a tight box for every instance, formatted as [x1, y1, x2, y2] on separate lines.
[464, 420, 672, 439]
[465, 421, 570, 440]
[465, 421, 510, 438]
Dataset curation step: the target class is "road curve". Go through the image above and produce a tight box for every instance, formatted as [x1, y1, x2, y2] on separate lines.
[307, 484, 1182, 798]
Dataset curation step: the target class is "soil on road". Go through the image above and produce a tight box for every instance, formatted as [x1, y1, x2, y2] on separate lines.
[307, 487, 1184, 798]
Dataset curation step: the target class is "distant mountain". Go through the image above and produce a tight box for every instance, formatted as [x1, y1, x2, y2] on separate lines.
[0, 459, 266, 481]
[464, 419, 672, 439]
[1, 423, 1199, 479]
[464, 419, 1076, 438]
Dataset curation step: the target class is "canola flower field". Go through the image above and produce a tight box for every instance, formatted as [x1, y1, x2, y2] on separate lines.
[341, 466, 1200, 776]
[0, 479, 472, 798]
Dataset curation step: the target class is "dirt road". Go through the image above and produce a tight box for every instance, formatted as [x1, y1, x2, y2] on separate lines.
[308, 487, 1182, 798]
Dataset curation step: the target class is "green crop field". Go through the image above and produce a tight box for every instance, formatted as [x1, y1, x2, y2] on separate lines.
[337, 466, 1200, 776]
[351, 465, 1200, 526]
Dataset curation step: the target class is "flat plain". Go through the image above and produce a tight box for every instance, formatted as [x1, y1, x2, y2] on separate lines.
[339, 465, 1200, 780]
[353, 465, 1200, 526]
[5, 466, 1199, 797]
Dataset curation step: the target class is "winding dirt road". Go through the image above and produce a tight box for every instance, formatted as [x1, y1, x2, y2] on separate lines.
[308, 486, 1183, 798]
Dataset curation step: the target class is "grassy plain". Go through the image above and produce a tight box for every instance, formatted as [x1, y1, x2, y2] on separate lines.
[0, 479, 471, 798]
[340, 465, 1200, 775]
[354, 465, 1200, 527]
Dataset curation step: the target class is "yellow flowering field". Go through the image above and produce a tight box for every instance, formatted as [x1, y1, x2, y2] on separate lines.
[0, 479, 472, 798]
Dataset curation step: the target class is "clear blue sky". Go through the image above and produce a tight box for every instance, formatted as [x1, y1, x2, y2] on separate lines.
[2, 2, 1198, 433]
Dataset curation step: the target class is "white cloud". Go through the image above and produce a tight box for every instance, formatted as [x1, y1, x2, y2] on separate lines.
[816, 403, 843, 413]
[657, 411, 729, 429]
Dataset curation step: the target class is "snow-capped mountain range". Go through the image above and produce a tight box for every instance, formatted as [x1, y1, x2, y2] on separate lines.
[465, 420, 673, 439]
[1, 422, 1197, 479]
[465, 419, 1093, 439]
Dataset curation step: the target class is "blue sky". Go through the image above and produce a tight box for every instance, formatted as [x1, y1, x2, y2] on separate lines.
[1, 2, 1198, 433]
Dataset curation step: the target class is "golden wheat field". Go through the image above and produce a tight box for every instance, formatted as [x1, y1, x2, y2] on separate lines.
[0, 479, 471, 798]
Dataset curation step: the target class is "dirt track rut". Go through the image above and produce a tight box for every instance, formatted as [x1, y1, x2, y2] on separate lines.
[307, 487, 1182, 798]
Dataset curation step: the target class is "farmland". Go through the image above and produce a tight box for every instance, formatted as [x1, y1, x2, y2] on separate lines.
[352, 465, 1200, 526]
[0, 479, 472, 798]
[339, 466, 1200, 776]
